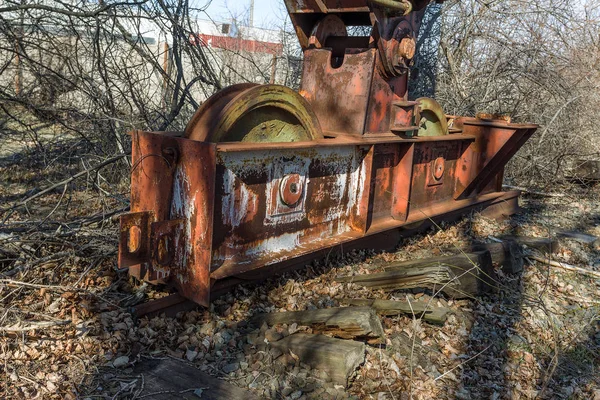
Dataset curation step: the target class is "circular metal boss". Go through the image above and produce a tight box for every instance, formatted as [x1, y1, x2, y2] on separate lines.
[279, 174, 303, 207]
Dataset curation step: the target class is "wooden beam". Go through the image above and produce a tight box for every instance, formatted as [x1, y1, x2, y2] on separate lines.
[269, 333, 366, 387]
[470, 241, 523, 274]
[555, 230, 598, 245]
[251, 307, 384, 343]
[502, 236, 559, 254]
[341, 298, 449, 325]
[336, 251, 495, 298]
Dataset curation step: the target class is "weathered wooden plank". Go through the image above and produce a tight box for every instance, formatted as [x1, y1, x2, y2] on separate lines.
[132, 357, 258, 399]
[337, 251, 495, 298]
[470, 240, 524, 273]
[367, 252, 491, 272]
[341, 298, 449, 325]
[269, 333, 366, 386]
[251, 306, 384, 342]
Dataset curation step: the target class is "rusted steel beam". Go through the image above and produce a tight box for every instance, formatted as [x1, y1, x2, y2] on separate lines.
[208, 191, 523, 297]
[132, 293, 197, 319]
[121, 131, 216, 305]
[122, 127, 529, 306]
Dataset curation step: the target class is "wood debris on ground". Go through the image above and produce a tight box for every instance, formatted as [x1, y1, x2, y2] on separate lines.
[251, 306, 385, 343]
[335, 251, 496, 298]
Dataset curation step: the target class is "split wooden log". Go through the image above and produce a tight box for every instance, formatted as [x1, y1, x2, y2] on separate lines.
[469, 241, 524, 274]
[251, 307, 384, 343]
[336, 251, 495, 299]
[269, 333, 366, 387]
[341, 298, 449, 325]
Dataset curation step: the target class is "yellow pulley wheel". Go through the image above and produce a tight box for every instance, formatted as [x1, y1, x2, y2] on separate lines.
[185, 84, 323, 143]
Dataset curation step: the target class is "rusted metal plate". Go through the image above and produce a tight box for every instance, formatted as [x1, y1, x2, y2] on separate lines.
[122, 131, 217, 306]
[128, 131, 178, 283]
[408, 140, 464, 211]
[300, 49, 376, 136]
[166, 138, 216, 306]
[210, 144, 373, 279]
[149, 219, 185, 281]
[367, 143, 414, 226]
[119, 211, 154, 272]
[454, 118, 537, 199]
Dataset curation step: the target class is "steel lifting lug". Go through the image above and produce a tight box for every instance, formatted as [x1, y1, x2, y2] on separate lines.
[161, 146, 178, 167]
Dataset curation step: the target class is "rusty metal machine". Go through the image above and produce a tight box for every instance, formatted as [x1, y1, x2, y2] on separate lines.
[119, 0, 538, 306]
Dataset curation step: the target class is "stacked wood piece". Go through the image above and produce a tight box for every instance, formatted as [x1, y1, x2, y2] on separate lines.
[502, 236, 559, 254]
[251, 306, 384, 343]
[341, 298, 449, 325]
[336, 251, 495, 298]
[270, 333, 366, 386]
[469, 241, 524, 273]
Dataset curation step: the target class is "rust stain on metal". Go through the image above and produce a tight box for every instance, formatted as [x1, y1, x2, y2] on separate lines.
[119, 0, 538, 308]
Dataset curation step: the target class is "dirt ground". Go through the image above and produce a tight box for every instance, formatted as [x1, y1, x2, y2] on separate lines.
[1, 141, 599, 400]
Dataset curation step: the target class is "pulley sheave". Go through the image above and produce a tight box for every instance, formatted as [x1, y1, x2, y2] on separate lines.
[185, 84, 323, 143]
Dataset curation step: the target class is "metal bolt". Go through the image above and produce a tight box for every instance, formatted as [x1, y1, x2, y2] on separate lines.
[398, 37, 416, 60]
[279, 174, 303, 207]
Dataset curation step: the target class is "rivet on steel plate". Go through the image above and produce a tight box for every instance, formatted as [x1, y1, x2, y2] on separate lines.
[398, 37, 416, 61]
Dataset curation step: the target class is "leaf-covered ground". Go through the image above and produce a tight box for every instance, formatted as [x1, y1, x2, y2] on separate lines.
[1, 143, 599, 399]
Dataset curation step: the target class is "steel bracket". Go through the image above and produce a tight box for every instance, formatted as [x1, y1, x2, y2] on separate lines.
[118, 211, 155, 271]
